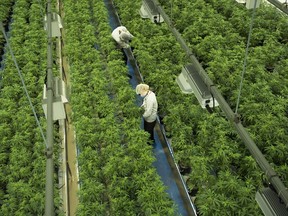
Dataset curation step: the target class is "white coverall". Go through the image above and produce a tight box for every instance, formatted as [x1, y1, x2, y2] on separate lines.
[111, 26, 134, 48]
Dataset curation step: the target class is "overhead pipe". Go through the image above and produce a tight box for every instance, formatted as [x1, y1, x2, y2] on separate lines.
[267, 0, 288, 15]
[150, 0, 288, 208]
[45, 0, 55, 215]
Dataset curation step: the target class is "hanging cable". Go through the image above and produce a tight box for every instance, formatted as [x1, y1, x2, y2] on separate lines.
[235, 0, 258, 114]
[0, 22, 47, 148]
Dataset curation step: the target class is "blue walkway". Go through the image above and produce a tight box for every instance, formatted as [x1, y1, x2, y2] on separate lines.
[152, 129, 189, 216]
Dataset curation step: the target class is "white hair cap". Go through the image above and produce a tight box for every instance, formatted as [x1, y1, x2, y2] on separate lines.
[119, 26, 127, 32]
[136, 84, 149, 95]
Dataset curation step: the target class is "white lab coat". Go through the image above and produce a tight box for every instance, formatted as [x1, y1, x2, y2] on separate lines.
[142, 91, 158, 123]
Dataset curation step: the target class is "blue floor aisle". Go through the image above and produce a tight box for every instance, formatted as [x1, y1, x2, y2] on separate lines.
[152, 131, 189, 216]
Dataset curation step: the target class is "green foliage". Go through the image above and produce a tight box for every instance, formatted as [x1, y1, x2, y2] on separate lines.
[2, 0, 286, 214]
[63, 0, 176, 214]
[0, 0, 62, 215]
[113, 0, 288, 215]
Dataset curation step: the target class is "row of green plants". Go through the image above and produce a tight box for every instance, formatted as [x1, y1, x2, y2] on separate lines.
[0, 0, 13, 22]
[0, 0, 13, 66]
[0, 0, 63, 215]
[159, 0, 288, 171]
[61, 0, 178, 215]
[113, 0, 288, 215]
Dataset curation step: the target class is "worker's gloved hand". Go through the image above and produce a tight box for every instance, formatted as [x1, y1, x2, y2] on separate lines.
[122, 44, 130, 49]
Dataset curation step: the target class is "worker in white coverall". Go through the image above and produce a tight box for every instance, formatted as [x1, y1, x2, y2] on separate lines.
[111, 26, 134, 49]
[136, 84, 158, 144]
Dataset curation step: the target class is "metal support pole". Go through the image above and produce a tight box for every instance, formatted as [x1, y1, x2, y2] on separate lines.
[45, 0, 55, 215]
[150, 0, 288, 208]
[267, 0, 288, 15]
